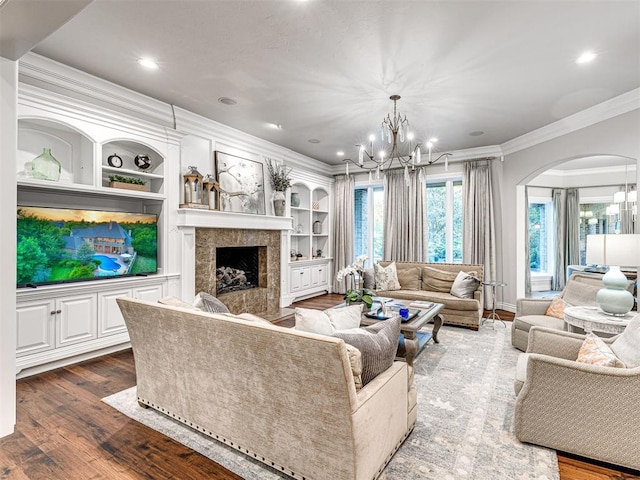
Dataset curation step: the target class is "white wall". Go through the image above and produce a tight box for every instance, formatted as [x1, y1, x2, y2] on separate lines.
[502, 109, 640, 308]
[0, 57, 17, 437]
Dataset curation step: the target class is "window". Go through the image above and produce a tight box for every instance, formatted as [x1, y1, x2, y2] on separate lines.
[579, 203, 615, 264]
[426, 180, 463, 263]
[354, 186, 384, 267]
[528, 202, 550, 272]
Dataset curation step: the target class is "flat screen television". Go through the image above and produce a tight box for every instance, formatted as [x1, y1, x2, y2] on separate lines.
[17, 206, 158, 288]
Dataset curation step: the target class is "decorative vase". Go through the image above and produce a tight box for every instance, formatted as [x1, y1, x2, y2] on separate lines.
[31, 147, 61, 181]
[273, 191, 286, 216]
[313, 220, 322, 234]
[291, 192, 300, 207]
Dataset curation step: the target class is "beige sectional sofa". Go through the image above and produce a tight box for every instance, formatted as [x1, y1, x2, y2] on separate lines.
[366, 261, 484, 330]
[117, 297, 416, 480]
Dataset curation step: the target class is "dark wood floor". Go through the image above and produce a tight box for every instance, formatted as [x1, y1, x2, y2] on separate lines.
[1, 293, 638, 480]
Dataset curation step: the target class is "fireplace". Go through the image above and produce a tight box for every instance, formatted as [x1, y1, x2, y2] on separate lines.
[216, 246, 264, 295]
[195, 228, 281, 315]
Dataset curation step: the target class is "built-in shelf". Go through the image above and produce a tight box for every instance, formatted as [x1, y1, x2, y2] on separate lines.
[17, 178, 166, 201]
[102, 166, 164, 180]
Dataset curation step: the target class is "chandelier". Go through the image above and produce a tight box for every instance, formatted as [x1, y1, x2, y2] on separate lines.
[344, 94, 451, 180]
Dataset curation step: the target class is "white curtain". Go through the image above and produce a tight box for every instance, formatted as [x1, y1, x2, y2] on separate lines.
[332, 174, 355, 293]
[383, 169, 426, 262]
[463, 160, 496, 309]
[566, 188, 580, 268]
[552, 188, 566, 290]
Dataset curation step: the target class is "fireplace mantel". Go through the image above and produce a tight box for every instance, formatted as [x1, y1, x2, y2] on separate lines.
[177, 208, 293, 231]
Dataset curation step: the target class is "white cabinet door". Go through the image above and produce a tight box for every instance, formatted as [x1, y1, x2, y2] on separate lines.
[98, 288, 132, 337]
[134, 283, 165, 302]
[299, 267, 311, 289]
[311, 265, 321, 286]
[16, 299, 56, 357]
[290, 267, 302, 292]
[317, 263, 328, 285]
[57, 293, 97, 348]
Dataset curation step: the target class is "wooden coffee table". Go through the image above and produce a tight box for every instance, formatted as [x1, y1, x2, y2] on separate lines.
[359, 300, 444, 366]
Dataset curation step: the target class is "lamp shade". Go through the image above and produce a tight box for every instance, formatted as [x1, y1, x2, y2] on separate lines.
[586, 234, 640, 267]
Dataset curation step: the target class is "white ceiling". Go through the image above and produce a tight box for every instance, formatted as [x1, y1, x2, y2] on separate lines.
[6, 0, 640, 166]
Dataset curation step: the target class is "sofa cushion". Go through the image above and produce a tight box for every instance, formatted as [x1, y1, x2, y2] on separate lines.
[375, 262, 401, 291]
[235, 312, 273, 325]
[376, 289, 479, 311]
[450, 271, 480, 299]
[611, 314, 640, 368]
[513, 314, 566, 333]
[193, 291, 231, 313]
[577, 333, 625, 368]
[545, 296, 565, 319]
[421, 266, 458, 292]
[294, 304, 363, 335]
[333, 316, 401, 386]
[396, 266, 421, 290]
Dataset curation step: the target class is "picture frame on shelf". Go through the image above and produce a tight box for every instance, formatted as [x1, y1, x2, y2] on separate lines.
[214, 151, 266, 215]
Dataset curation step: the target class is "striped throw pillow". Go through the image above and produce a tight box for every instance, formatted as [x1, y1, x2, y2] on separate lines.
[332, 316, 400, 386]
[193, 292, 230, 314]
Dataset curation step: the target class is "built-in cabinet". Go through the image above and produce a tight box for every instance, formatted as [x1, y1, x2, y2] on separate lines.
[16, 278, 166, 378]
[287, 176, 333, 302]
[14, 83, 180, 378]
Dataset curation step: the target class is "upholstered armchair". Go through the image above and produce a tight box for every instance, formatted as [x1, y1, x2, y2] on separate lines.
[514, 326, 640, 471]
[511, 273, 605, 351]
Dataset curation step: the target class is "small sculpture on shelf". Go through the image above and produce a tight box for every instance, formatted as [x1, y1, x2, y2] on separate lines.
[315, 249, 323, 258]
[180, 166, 208, 209]
[203, 174, 220, 210]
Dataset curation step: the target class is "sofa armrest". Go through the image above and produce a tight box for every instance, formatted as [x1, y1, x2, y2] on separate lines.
[516, 298, 553, 316]
[354, 361, 408, 410]
[526, 326, 585, 359]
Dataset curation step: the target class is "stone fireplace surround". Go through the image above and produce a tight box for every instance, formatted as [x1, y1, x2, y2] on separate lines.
[195, 228, 281, 315]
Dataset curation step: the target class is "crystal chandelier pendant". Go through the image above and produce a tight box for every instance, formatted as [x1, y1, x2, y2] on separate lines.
[399, 125, 405, 143]
[358, 146, 364, 165]
[416, 149, 421, 164]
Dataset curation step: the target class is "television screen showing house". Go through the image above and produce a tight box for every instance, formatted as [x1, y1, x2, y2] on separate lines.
[17, 206, 157, 287]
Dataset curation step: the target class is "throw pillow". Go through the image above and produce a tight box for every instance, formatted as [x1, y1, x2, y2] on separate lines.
[545, 296, 565, 319]
[236, 312, 273, 325]
[577, 333, 625, 368]
[611, 314, 640, 368]
[374, 262, 401, 291]
[332, 316, 401, 386]
[192, 291, 231, 313]
[344, 343, 363, 391]
[324, 304, 364, 331]
[450, 271, 480, 299]
[294, 304, 363, 335]
[362, 268, 376, 290]
[421, 266, 458, 292]
[396, 266, 421, 290]
[158, 296, 200, 310]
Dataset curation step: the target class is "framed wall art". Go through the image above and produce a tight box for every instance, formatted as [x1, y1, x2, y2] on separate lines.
[214, 151, 266, 215]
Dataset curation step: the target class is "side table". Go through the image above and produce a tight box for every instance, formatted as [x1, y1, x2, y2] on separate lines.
[482, 281, 507, 327]
[563, 306, 633, 335]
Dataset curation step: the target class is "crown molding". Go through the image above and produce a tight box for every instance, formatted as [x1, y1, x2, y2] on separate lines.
[173, 106, 334, 178]
[501, 88, 640, 156]
[19, 52, 176, 128]
[544, 164, 633, 178]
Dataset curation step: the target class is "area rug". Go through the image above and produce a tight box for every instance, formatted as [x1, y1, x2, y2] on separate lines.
[103, 324, 559, 480]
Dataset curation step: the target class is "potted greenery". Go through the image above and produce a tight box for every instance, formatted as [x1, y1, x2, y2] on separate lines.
[108, 174, 148, 192]
[266, 158, 292, 216]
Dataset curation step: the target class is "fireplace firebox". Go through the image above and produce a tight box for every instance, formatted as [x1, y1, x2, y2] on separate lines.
[216, 246, 263, 295]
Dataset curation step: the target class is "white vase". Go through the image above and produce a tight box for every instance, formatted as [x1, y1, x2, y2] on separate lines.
[273, 191, 286, 216]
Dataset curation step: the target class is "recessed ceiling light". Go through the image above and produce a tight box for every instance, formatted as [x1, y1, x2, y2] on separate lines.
[218, 97, 237, 106]
[137, 58, 158, 70]
[469, 131, 484, 137]
[429, 137, 438, 143]
[267, 123, 283, 129]
[308, 139, 320, 144]
[576, 51, 597, 64]
[337, 151, 344, 156]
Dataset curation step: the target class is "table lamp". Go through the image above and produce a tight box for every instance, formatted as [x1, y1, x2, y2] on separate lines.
[585, 234, 640, 316]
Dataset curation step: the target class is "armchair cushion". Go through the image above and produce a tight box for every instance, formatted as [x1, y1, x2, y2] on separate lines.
[513, 314, 565, 334]
[577, 333, 625, 368]
[611, 314, 640, 368]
